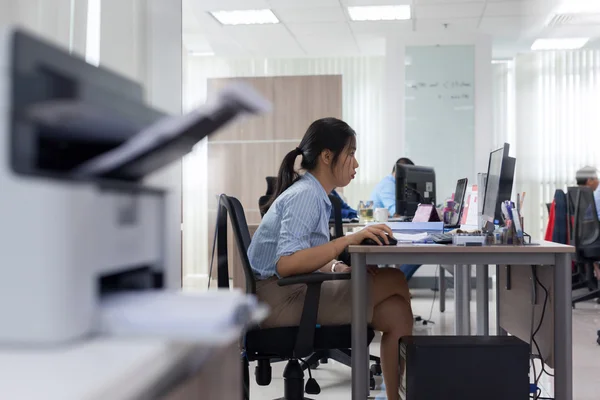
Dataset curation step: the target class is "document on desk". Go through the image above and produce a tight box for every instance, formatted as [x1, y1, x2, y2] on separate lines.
[394, 233, 430, 243]
[98, 290, 263, 343]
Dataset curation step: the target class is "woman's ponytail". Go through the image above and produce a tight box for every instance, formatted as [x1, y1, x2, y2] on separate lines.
[262, 148, 302, 214]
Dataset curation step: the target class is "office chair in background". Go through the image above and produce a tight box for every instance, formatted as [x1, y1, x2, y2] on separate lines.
[216, 194, 377, 399]
[567, 187, 600, 307]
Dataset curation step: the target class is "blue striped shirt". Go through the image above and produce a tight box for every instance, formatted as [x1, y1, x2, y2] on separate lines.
[248, 172, 332, 279]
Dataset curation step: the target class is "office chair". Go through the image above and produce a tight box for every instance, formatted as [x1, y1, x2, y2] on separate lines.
[216, 194, 377, 399]
[567, 187, 600, 307]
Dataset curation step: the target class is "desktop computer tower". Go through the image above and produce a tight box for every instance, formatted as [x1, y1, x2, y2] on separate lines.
[400, 336, 530, 400]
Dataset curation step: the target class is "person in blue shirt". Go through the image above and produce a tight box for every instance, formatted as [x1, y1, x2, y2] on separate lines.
[250, 118, 413, 400]
[330, 189, 357, 219]
[371, 157, 414, 216]
[371, 157, 422, 281]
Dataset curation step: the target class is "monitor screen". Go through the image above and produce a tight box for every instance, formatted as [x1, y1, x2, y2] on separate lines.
[450, 178, 468, 225]
[482, 144, 510, 223]
[395, 164, 436, 217]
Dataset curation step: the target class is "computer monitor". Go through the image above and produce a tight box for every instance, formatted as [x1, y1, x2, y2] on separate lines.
[395, 164, 436, 217]
[448, 178, 468, 227]
[482, 143, 516, 228]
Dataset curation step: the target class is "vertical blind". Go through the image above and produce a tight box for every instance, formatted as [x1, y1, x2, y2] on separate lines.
[494, 50, 600, 238]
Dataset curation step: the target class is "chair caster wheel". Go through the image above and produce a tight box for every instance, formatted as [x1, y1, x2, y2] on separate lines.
[370, 377, 376, 390]
[370, 363, 382, 376]
[309, 361, 319, 370]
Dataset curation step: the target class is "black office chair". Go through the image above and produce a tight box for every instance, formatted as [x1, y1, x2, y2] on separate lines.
[567, 187, 600, 307]
[216, 194, 376, 399]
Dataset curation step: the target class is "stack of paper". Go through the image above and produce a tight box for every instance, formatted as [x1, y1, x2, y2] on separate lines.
[98, 290, 261, 342]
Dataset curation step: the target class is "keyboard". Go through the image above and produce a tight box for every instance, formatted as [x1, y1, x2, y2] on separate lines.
[428, 233, 454, 244]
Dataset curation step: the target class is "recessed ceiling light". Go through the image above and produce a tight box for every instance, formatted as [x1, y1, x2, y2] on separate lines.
[556, 0, 600, 14]
[210, 9, 279, 25]
[531, 38, 590, 50]
[347, 5, 411, 21]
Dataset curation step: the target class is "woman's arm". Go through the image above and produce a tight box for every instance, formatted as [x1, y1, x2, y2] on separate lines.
[277, 236, 351, 277]
[276, 225, 393, 278]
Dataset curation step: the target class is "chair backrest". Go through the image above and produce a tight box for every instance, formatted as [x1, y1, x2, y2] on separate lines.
[258, 195, 270, 218]
[265, 176, 276, 196]
[571, 187, 600, 248]
[551, 189, 568, 244]
[328, 194, 343, 239]
[217, 194, 256, 294]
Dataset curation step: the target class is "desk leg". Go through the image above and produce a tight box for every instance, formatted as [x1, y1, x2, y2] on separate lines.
[495, 264, 507, 336]
[454, 265, 471, 335]
[554, 254, 573, 400]
[351, 252, 369, 400]
[439, 266, 446, 313]
[476, 265, 489, 336]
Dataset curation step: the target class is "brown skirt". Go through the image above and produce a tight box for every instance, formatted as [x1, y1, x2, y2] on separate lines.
[256, 276, 374, 328]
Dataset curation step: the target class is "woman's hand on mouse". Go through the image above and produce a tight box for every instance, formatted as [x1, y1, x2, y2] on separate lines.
[347, 224, 394, 246]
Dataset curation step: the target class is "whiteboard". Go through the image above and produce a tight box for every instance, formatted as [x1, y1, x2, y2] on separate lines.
[405, 45, 475, 204]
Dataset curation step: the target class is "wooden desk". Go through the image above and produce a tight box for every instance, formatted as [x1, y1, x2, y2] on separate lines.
[348, 241, 574, 400]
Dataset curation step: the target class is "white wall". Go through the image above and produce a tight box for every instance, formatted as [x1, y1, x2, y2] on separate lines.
[97, 0, 183, 289]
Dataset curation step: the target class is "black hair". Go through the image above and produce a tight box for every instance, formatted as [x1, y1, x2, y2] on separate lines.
[392, 157, 414, 173]
[262, 117, 356, 214]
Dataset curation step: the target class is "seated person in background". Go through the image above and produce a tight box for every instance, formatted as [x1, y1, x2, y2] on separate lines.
[576, 166, 600, 219]
[576, 166, 600, 279]
[249, 118, 413, 400]
[330, 189, 357, 220]
[371, 157, 414, 217]
[371, 157, 422, 281]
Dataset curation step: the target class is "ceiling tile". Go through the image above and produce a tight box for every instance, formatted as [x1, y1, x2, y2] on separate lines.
[415, 17, 480, 32]
[193, 0, 271, 12]
[268, 0, 340, 8]
[287, 22, 354, 37]
[354, 34, 386, 56]
[223, 24, 306, 57]
[479, 16, 541, 37]
[274, 7, 348, 24]
[341, 0, 412, 6]
[349, 20, 412, 35]
[484, 1, 541, 17]
[415, 3, 486, 19]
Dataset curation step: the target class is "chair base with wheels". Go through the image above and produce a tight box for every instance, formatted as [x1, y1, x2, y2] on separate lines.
[303, 349, 382, 390]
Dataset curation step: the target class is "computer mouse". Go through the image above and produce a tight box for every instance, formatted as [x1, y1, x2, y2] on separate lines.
[361, 233, 398, 246]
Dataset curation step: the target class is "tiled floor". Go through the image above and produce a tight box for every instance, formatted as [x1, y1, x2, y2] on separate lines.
[249, 287, 600, 399]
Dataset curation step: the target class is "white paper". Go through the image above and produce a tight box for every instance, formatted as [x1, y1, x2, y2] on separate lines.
[394, 232, 430, 243]
[98, 290, 259, 341]
[72, 82, 272, 178]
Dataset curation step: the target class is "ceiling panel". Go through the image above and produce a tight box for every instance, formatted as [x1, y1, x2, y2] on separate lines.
[341, 0, 411, 5]
[415, 18, 480, 32]
[193, 0, 271, 11]
[223, 24, 306, 57]
[479, 16, 541, 36]
[349, 20, 412, 35]
[268, 0, 341, 8]
[484, 1, 541, 17]
[415, 3, 486, 19]
[354, 34, 386, 56]
[275, 7, 347, 24]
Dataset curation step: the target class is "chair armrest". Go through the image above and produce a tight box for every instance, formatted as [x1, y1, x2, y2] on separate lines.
[276, 272, 351, 358]
[277, 272, 351, 287]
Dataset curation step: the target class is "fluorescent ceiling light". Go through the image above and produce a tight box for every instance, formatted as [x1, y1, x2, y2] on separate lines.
[556, 0, 600, 14]
[348, 5, 411, 21]
[531, 38, 590, 50]
[210, 9, 279, 25]
[189, 51, 215, 57]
